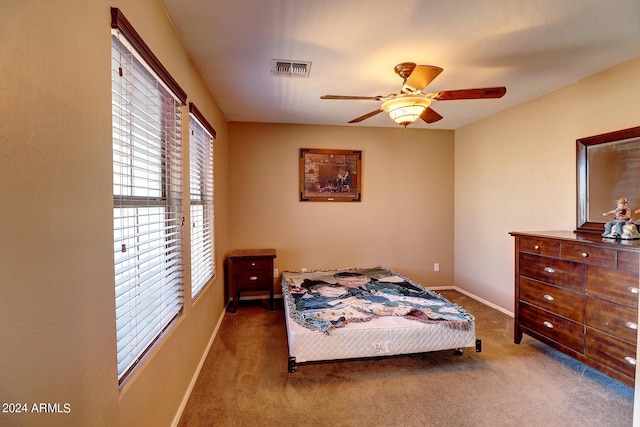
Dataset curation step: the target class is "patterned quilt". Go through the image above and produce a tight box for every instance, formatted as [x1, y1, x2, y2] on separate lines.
[281, 267, 475, 334]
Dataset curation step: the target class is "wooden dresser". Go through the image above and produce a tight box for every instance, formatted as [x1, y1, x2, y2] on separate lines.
[227, 249, 277, 313]
[511, 231, 640, 386]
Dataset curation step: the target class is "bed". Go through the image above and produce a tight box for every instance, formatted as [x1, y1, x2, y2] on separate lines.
[281, 267, 480, 372]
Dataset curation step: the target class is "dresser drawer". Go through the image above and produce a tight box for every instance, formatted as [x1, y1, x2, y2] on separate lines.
[586, 328, 637, 380]
[561, 243, 616, 268]
[618, 250, 640, 274]
[519, 277, 585, 323]
[518, 302, 585, 353]
[587, 266, 639, 309]
[519, 253, 586, 292]
[519, 237, 560, 257]
[586, 297, 638, 344]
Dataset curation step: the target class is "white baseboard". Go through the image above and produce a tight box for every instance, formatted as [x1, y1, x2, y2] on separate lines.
[171, 310, 226, 427]
[428, 286, 514, 318]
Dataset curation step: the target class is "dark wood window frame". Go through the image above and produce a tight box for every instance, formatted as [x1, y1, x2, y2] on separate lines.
[111, 7, 187, 105]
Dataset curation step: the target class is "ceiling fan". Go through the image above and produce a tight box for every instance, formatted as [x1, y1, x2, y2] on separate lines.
[321, 62, 506, 127]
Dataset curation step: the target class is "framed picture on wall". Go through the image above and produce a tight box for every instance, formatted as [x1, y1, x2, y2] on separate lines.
[299, 148, 362, 202]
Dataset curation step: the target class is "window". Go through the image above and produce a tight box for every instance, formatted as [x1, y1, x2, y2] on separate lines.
[111, 8, 187, 381]
[189, 103, 216, 299]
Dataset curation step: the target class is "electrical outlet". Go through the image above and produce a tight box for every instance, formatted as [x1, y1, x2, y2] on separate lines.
[301, 267, 308, 272]
[434, 263, 440, 272]
[273, 268, 279, 277]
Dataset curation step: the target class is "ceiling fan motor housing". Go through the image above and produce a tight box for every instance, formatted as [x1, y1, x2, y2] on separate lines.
[394, 62, 417, 79]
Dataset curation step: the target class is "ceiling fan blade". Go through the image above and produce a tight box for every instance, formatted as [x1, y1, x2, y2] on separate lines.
[348, 109, 383, 123]
[420, 107, 443, 124]
[427, 87, 507, 101]
[321, 95, 383, 101]
[404, 65, 444, 91]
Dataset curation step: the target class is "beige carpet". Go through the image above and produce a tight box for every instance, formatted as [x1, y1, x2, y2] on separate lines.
[178, 290, 633, 427]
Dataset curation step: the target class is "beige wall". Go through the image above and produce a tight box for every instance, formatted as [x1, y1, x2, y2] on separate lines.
[454, 56, 640, 311]
[0, 1, 229, 426]
[228, 123, 455, 286]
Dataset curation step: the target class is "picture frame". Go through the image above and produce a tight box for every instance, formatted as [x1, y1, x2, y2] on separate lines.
[299, 148, 362, 202]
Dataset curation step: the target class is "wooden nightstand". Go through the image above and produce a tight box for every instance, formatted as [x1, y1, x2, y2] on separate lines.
[227, 249, 277, 313]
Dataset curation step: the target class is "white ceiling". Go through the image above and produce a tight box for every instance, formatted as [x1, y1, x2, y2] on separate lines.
[161, 0, 640, 129]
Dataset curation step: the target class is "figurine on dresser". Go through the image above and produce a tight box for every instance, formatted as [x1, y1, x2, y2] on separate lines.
[602, 198, 631, 238]
[602, 198, 640, 239]
[620, 208, 640, 240]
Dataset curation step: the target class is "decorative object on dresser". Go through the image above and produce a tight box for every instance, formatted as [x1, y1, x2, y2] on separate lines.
[510, 231, 640, 387]
[227, 249, 277, 313]
[601, 197, 632, 239]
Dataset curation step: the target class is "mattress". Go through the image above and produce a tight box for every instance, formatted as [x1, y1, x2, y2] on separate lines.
[281, 267, 477, 369]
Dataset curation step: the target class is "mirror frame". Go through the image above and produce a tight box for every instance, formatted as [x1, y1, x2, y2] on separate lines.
[576, 125, 640, 234]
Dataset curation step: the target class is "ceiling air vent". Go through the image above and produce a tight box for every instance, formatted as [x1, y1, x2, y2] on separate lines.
[272, 60, 311, 78]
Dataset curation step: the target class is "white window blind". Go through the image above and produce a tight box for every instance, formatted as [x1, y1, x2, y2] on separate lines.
[111, 17, 185, 381]
[189, 105, 215, 299]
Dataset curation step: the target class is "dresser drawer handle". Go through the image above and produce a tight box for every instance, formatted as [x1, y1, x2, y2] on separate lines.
[625, 322, 638, 330]
[543, 294, 555, 301]
[543, 321, 554, 329]
[249, 276, 258, 281]
[581, 252, 589, 258]
[544, 267, 555, 274]
[251, 262, 256, 267]
[534, 245, 540, 250]
[625, 356, 637, 366]
[627, 287, 640, 294]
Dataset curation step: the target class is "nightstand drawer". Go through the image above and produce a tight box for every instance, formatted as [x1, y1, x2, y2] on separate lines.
[586, 328, 637, 379]
[519, 277, 585, 323]
[236, 269, 273, 290]
[234, 258, 272, 272]
[519, 302, 585, 353]
[519, 253, 586, 292]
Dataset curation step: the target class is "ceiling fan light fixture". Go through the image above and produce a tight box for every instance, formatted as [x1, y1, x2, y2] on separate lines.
[381, 96, 432, 126]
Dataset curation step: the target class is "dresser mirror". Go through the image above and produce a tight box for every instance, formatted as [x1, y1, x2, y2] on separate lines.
[576, 126, 640, 234]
